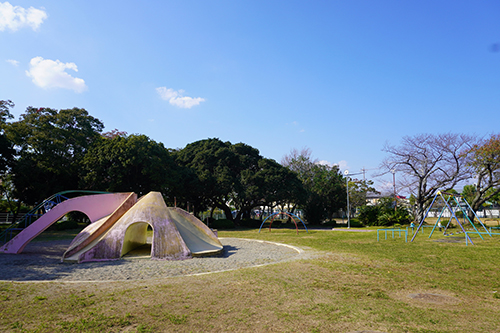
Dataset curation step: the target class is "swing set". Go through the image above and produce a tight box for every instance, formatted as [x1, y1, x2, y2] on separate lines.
[410, 190, 492, 245]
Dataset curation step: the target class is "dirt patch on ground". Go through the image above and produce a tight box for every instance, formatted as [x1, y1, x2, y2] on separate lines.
[432, 236, 465, 243]
[391, 290, 461, 307]
[408, 293, 460, 304]
[406, 292, 461, 306]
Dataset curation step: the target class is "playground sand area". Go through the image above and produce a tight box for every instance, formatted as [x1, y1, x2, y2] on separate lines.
[0, 237, 306, 282]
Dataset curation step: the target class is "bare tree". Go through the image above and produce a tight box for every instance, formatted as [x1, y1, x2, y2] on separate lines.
[281, 147, 318, 173]
[381, 133, 476, 222]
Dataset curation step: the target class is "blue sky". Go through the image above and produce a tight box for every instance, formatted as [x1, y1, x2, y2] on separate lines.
[2, 1, 500, 192]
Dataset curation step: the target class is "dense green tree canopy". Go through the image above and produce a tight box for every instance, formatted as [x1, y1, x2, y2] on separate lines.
[174, 138, 301, 221]
[4, 107, 104, 204]
[174, 138, 236, 215]
[81, 134, 180, 198]
[282, 148, 346, 224]
[0, 100, 15, 175]
[233, 157, 304, 220]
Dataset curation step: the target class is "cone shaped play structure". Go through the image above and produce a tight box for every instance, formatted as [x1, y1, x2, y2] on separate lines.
[1, 192, 223, 263]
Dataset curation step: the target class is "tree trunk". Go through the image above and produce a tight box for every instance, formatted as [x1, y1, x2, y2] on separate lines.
[216, 203, 234, 222]
[415, 201, 426, 224]
[469, 191, 485, 223]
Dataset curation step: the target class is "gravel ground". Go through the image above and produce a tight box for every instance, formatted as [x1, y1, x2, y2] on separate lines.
[0, 238, 305, 282]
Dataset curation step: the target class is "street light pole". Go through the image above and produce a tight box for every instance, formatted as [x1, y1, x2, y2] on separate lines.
[343, 170, 364, 229]
[346, 175, 350, 229]
[391, 169, 397, 211]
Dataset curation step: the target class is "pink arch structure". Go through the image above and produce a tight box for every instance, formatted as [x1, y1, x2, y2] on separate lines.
[0, 193, 135, 254]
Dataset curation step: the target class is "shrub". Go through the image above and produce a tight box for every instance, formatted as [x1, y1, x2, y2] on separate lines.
[349, 218, 364, 228]
[377, 207, 412, 226]
[240, 218, 263, 228]
[358, 198, 413, 227]
[207, 218, 235, 229]
[358, 205, 381, 226]
[321, 220, 337, 227]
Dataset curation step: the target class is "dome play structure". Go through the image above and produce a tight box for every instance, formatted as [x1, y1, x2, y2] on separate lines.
[0, 191, 223, 263]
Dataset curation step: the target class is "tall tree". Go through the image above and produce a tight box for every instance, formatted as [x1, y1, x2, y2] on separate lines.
[4, 107, 104, 204]
[81, 134, 180, 198]
[282, 148, 345, 224]
[233, 157, 304, 220]
[0, 100, 15, 175]
[381, 133, 475, 222]
[0, 101, 19, 220]
[175, 138, 301, 221]
[348, 178, 379, 216]
[173, 138, 237, 217]
[463, 134, 500, 220]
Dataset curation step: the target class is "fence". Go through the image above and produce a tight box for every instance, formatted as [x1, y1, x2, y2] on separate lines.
[426, 208, 500, 218]
[0, 213, 16, 224]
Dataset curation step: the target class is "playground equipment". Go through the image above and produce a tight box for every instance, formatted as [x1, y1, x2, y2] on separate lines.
[410, 191, 491, 245]
[0, 191, 223, 262]
[376, 225, 435, 243]
[258, 211, 308, 234]
[0, 190, 110, 244]
[377, 228, 408, 242]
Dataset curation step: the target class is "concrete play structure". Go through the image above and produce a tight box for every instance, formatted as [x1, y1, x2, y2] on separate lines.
[0, 192, 223, 263]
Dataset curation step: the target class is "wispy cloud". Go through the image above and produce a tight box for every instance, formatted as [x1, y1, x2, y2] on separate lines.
[0, 2, 47, 32]
[156, 87, 205, 109]
[286, 120, 305, 133]
[26, 56, 87, 93]
[6, 59, 19, 66]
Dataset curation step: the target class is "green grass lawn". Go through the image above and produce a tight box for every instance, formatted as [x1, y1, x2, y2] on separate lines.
[1, 227, 500, 332]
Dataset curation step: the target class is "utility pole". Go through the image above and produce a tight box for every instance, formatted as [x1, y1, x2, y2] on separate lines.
[345, 171, 350, 228]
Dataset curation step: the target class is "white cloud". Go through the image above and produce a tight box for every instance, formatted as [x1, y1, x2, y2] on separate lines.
[318, 160, 333, 167]
[337, 160, 349, 170]
[156, 87, 205, 109]
[26, 56, 87, 93]
[6, 59, 18, 66]
[317, 160, 349, 171]
[0, 2, 47, 32]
